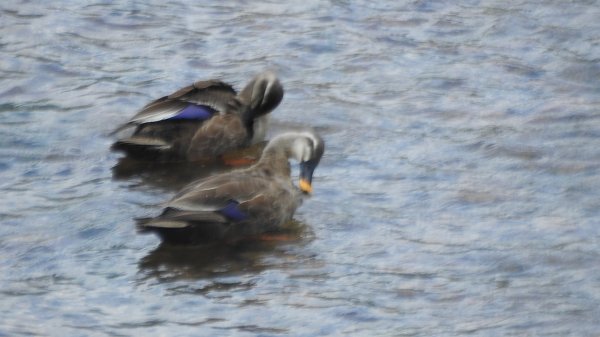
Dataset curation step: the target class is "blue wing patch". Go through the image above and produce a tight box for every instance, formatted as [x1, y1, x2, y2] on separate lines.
[167, 104, 216, 121]
[218, 200, 248, 221]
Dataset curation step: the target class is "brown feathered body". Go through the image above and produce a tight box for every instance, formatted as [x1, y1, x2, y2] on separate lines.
[112, 72, 283, 162]
[137, 131, 325, 245]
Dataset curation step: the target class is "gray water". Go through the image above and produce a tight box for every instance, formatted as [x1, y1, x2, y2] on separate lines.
[1, 1, 600, 336]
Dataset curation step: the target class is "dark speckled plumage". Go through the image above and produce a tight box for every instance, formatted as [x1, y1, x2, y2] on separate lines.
[112, 71, 284, 162]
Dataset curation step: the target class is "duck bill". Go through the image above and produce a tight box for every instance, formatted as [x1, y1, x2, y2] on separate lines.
[299, 178, 313, 194]
[299, 161, 317, 194]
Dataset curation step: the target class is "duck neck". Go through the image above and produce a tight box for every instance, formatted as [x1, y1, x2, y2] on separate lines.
[225, 96, 256, 141]
[253, 143, 292, 178]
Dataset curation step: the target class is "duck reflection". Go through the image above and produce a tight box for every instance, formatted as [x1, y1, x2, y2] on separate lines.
[137, 219, 313, 283]
[111, 142, 266, 191]
[112, 157, 227, 191]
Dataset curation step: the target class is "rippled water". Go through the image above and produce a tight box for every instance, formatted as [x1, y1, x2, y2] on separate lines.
[2, 1, 600, 336]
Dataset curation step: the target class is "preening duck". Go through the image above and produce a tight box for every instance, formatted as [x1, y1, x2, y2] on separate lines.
[137, 130, 325, 245]
[112, 71, 284, 163]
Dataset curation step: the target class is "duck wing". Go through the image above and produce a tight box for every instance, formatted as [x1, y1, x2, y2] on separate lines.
[137, 171, 276, 243]
[114, 80, 236, 133]
[167, 171, 270, 212]
[143, 170, 270, 221]
[185, 114, 249, 161]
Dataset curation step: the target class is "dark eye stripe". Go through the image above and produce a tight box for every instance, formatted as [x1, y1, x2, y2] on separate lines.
[306, 137, 314, 149]
[305, 137, 315, 159]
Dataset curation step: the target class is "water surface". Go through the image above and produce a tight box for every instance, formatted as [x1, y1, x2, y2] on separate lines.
[1, 1, 599, 336]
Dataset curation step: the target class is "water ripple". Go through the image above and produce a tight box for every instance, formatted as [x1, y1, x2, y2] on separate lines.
[1, 0, 600, 336]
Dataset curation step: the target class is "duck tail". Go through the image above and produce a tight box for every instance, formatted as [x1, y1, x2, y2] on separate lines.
[135, 210, 231, 245]
[111, 137, 173, 160]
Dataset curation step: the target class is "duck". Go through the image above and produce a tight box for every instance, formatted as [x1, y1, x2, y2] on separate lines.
[111, 71, 284, 163]
[136, 130, 325, 245]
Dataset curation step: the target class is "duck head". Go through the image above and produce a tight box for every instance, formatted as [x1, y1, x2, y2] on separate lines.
[292, 132, 324, 194]
[227, 71, 284, 144]
[238, 70, 284, 118]
[261, 131, 325, 194]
